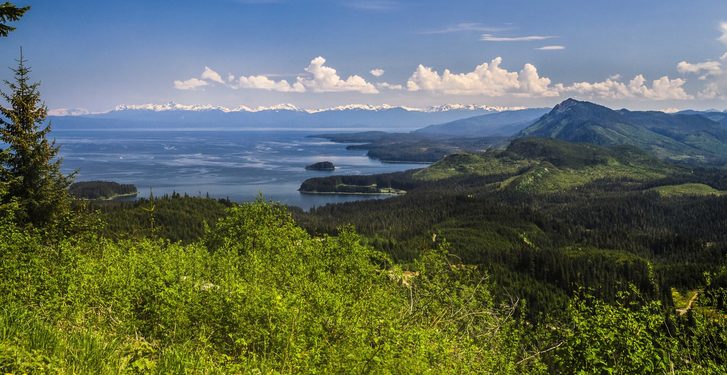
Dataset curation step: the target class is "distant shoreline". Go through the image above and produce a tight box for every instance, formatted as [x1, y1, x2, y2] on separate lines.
[77, 192, 139, 201]
[298, 190, 405, 196]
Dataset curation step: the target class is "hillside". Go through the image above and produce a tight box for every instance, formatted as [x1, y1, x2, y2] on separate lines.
[415, 108, 549, 137]
[412, 138, 676, 193]
[520, 99, 727, 164]
[300, 138, 681, 196]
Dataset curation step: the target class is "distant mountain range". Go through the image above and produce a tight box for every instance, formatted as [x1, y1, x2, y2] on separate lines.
[520, 99, 727, 164]
[49, 102, 527, 130]
[414, 108, 550, 137]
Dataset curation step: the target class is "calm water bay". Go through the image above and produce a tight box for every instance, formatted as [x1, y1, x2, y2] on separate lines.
[52, 129, 425, 210]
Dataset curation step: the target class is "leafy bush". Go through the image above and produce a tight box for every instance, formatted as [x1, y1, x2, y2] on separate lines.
[0, 200, 524, 373]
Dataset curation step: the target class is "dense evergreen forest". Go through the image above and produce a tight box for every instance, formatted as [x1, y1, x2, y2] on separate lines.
[69, 180, 138, 200]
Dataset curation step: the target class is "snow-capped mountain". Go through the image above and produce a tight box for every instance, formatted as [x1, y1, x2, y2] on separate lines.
[106, 102, 526, 114]
[49, 102, 537, 131]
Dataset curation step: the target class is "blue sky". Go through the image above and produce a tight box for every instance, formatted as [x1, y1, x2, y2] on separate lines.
[3, 0, 727, 113]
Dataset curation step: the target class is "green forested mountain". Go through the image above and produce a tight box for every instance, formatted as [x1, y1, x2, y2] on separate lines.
[302, 137, 680, 194]
[520, 98, 727, 163]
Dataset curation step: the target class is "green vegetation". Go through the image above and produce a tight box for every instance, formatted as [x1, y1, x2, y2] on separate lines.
[317, 132, 505, 162]
[304, 161, 335, 171]
[520, 98, 727, 164]
[70, 180, 138, 200]
[0, 2, 28, 38]
[299, 170, 420, 194]
[418, 138, 671, 193]
[306, 138, 674, 195]
[652, 183, 725, 197]
[89, 193, 231, 243]
[0, 52, 74, 229]
[297, 137, 727, 322]
[0, 200, 530, 373]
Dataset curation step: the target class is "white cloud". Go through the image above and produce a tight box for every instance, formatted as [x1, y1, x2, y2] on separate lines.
[376, 82, 403, 90]
[677, 60, 721, 80]
[406, 57, 555, 97]
[673, 23, 727, 99]
[557, 74, 691, 100]
[174, 78, 209, 90]
[174, 67, 225, 90]
[175, 56, 378, 94]
[536, 45, 565, 51]
[719, 22, 727, 46]
[370, 68, 385, 77]
[296, 56, 378, 94]
[201, 66, 225, 84]
[481, 34, 554, 42]
[421, 23, 509, 34]
[236, 75, 305, 92]
[404, 56, 689, 100]
[518, 64, 558, 97]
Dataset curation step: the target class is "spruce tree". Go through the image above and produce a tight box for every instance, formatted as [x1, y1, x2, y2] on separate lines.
[0, 2, 29, 37]
[0, 51, 73, 227]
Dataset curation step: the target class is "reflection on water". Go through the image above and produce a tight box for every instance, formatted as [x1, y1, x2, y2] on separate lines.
[54, 129, 426, 210]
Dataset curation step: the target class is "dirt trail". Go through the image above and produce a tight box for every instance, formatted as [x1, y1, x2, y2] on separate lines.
[677, 292, 699, 316]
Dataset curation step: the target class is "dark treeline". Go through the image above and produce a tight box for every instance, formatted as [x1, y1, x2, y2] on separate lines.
[69, 180, 137, 199]
[299, 169, 423, 193]
[84, 193, 232, 243]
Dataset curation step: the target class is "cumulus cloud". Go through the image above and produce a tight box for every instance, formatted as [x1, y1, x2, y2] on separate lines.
[376, 82, 403, 90]
[677, 60, 721, 80]
[674, 23, 727, 99]
[557, 74, 691, 100]
[405, 56, 689, 100]
[236, 75, 305, 92]
[518, 64, 558, 97]
[174, 78, 209, 90]
[297, 56, 378, 94]
[175, 56, 378, 94]
[370, 68, 385, 77]
[536, 45, 565, 51]
[481, 34, 554, 42]
[719, 22, 727, 46]
[174, 66, 225, 90]
[406, 57, 556, 97]
[201, 66, 225, 84]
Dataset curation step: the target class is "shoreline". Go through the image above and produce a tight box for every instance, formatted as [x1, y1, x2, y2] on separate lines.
[298, 190, 406, 196]
[76, 192, 139, 201]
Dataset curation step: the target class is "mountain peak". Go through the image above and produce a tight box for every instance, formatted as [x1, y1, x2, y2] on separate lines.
[552, 98, 588, 112]
[520, 100, 727, 164]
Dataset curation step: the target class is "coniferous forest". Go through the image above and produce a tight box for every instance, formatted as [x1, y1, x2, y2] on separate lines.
[3, 2, 727, 374]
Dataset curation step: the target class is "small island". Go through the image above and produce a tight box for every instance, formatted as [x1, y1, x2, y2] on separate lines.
[305, 161, 335, 171]
[69, 180, 138, 200]
[298, 171, 415, 195]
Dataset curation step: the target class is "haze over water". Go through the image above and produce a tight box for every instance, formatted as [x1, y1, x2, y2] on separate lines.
[53, 129, 425, 210]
